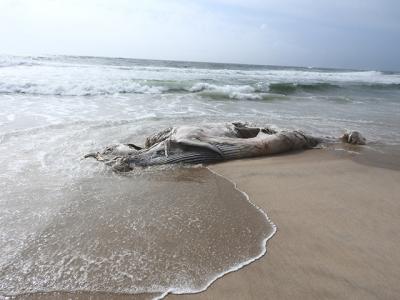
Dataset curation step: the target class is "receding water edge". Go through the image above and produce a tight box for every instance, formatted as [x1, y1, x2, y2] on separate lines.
[153, 167, 277, 300]
[1, 166, 276, 300]
[154, 167, 278, 300]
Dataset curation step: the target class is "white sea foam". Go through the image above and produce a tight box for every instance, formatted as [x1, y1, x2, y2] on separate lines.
[0, 54, 399, 298]
[188, 82, 265, 100]
[1, 55, 400, 97]
[158, 166, 277, 299]
[0, 161, 275, 298]
[189, 82, 254, 93]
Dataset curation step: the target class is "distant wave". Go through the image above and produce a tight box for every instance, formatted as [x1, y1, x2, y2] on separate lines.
[0, 81, 168, 96]
[268, 82, 339, 94]
[1, 54, 400, 100]
[0, 56, 41, 68]
[267, 82, 400, 94]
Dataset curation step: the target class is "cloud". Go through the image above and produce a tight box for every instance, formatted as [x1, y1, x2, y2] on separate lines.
[0, 0, 399, 70]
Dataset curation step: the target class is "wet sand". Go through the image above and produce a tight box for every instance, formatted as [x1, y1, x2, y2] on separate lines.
[168, 149, 400, 299]
[3, 168, 273, 299]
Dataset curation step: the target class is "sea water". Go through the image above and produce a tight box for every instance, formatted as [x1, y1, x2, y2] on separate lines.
[0, 55, 399, 298]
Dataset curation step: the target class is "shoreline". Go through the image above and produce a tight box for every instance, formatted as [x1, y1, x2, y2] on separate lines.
[7, 147, 400, 300]
[168, 148, 400, 299]
[8, 164, 274, 300]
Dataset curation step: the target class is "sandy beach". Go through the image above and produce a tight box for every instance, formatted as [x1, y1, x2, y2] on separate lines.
[167, 149, 400, 300]
[2, 0, 400, 297]
[2, 55, 400, 299]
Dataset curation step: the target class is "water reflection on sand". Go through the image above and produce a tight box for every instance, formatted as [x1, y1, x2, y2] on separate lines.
[0, 167, 274, 299]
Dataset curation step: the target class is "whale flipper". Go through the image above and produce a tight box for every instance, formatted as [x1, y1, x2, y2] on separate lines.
[84, 122, 366, 172]
[175, 138, 224, 158]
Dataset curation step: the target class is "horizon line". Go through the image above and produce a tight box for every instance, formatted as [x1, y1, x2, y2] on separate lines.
[1, 52, 393, 73]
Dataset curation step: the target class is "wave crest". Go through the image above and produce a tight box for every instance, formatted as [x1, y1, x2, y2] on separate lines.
[0, 81, 167, 96]
[1, 55, 400, 99]
[2, 79, 400, 100]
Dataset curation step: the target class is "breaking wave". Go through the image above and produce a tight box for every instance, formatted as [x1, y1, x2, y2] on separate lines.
[0, 81, 168, 96]
[1, 80, 399, 101]
[1, 55, 400, 100]
[188, 82, 266, 100]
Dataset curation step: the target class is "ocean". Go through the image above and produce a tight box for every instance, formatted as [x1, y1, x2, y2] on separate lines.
[0, 55, 399, 298]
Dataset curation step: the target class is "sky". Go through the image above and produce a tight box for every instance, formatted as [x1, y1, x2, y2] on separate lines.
[1, 0, 399, 71]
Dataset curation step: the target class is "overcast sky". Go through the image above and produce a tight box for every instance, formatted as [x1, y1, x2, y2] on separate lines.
[1, 0, 399, 70]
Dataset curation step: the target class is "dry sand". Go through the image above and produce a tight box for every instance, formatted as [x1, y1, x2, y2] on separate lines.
[168, 149, 400, 300]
